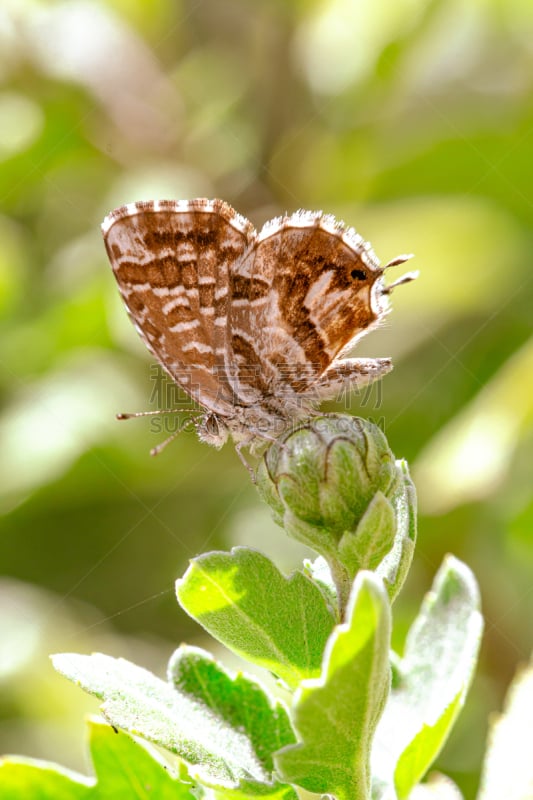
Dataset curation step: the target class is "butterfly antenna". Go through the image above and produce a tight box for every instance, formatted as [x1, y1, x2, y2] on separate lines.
[116, 409, 202, 420]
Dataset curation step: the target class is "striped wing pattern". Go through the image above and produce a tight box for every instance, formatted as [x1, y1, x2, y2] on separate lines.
[228, 213, 388, 400]
[103, 199, 254, 417]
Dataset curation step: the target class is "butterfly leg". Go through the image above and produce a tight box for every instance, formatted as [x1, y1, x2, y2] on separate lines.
[235, 442, 257, 482]
[254, 430, 288, 447]
[150, 427, 186, 456]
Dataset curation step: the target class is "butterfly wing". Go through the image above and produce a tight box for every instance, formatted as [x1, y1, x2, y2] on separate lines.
[226, 212, 388, 400]
[102, 199, 255, 416]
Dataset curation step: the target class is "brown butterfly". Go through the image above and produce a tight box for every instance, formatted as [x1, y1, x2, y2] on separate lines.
[102, 199, 415, 462]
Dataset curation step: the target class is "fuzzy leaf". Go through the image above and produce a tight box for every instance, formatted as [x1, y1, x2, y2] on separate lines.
[168, 645, 296, 796]
[88, 717, 195, 797]
[275, 572, 391, 800]
[52, 649, 295, 796]
[478, 658, 533, 800]
[0, 716, 194, 798]
[371, 556, 483, 800]
[176, 547, 336, 688]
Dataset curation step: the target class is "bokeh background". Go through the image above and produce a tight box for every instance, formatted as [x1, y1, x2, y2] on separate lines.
[0, 1, 531, 797]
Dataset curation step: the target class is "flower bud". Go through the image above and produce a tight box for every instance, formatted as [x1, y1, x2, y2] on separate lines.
[256, 415, 416, 610]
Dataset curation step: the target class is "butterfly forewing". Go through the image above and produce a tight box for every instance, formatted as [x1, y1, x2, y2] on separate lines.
[103, 199, 254, 415]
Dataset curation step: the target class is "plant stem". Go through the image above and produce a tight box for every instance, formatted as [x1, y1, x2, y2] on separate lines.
[328, 559, 352, 620]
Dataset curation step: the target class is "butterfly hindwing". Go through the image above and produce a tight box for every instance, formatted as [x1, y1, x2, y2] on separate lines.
[226, 213, 387, 398]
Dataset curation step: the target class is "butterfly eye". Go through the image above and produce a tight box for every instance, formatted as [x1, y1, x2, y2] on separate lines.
[350, 269, 367, 281]
[204, 415, 220, 436]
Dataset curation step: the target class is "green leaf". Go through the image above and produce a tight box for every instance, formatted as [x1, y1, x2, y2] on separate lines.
[52, 648, 296, 796]
[394, 695, 462, 796]
[88, 716, 195, 798]
[371, 556, 483, 800]
[176, 547, 336, 688]
[0, 716, 195, 799]
[168, 646, 296, 796]
[275, 572, 391, 800]
[211, 784, 297, 800]
[0, 758, 93, 800]
[478, 657, 533, 800]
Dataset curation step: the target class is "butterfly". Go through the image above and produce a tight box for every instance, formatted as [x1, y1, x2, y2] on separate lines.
[102, 198, 415, 463]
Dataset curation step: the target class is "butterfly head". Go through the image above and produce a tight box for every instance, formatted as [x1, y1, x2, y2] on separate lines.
[197, 414, 229, 449]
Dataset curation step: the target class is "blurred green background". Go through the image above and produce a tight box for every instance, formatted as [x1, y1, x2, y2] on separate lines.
[0, 0, 531, 796]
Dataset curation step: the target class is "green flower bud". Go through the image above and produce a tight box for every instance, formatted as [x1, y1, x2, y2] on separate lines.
[256, 415, 416, 613]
